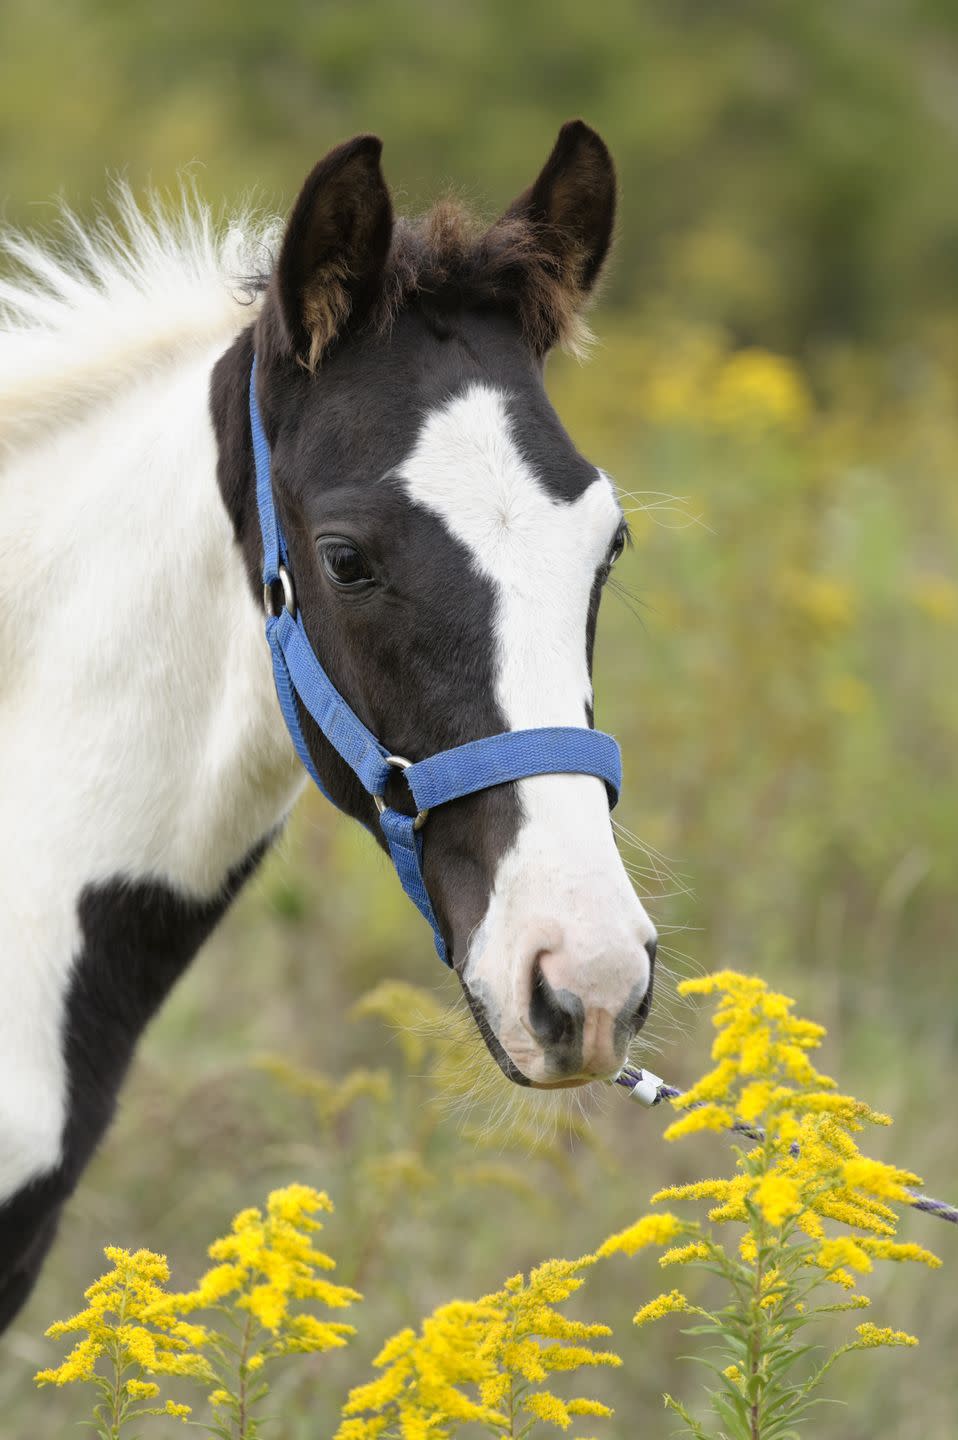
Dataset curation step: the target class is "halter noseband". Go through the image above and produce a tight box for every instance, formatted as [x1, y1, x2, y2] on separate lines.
[250, 358, 622, 965]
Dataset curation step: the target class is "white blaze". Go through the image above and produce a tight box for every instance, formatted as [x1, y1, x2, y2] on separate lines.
[397, 384, 655, 1081]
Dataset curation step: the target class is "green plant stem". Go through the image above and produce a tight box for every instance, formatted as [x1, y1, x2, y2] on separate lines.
[108, 1287, 130, 1439]
[748, 1228, 764, 1440]
[236, 1312, 253, 1440]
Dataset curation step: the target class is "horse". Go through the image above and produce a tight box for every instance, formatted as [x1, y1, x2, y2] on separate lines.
[0, 120, 657, 1333]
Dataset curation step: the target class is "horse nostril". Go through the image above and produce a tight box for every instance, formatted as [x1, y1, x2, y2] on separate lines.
[528, 955, 584, 1053]
[623, 963, 655, 1040]
[645, 938, 657, 969]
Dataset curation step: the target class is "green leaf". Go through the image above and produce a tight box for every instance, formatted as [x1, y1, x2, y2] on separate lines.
[710, 1387, 750, 1434]
[746, 1369, 765, 1403]
[761, 1384, 805, 1422]
[766, 1343, 819, 1381]
[663, 1393, 715, 1440]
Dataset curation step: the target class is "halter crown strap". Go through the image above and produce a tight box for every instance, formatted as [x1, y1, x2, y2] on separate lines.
[249, 359, 622, 966]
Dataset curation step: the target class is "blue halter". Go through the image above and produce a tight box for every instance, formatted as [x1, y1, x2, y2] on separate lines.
[249, 359, 622, 965]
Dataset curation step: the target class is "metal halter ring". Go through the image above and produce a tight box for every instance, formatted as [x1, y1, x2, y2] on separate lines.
[374, 755, 430, 831]
[264, 565, 296, 619]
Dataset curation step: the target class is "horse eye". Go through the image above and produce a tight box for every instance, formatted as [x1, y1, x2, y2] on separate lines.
[319, 539, 373, 589]
[607, 527, 627, 570]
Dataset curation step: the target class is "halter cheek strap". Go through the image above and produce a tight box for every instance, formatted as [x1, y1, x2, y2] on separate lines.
[249, 358, 622, 965]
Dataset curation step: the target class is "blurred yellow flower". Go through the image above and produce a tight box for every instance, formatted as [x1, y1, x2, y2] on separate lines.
[643, 330, 723, 425]
[711, 348, 812, 431]
[825, 673, 872, 715]
[907, 573, 958, 624]
[780, 570, 857, 630]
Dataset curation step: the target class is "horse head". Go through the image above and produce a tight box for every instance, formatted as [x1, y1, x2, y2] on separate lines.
[218, 122, 657, 1088]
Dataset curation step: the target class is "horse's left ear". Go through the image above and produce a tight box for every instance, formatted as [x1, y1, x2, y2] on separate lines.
[273, 134, 393, 370]
[500, 119, 617, 301]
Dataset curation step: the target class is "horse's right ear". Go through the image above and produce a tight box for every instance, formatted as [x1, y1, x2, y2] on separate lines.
[272, 135, 393, 370]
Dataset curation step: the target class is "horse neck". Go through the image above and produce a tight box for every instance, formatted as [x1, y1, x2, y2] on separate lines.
[0, 345, 304, 915]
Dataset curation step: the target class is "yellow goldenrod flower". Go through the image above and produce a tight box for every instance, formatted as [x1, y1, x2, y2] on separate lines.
[339, 1255, 619, 1437]
[177, 1184, 359, 1337]
[816, 1237, 873, 1275]
[652, 1178, 736, 1205]
[814, 1195, 896, 1236]
[860, 1239, 941, 1268]
[854, 1323, 918, 1349]
[738, 1080, 775, 1123]
[663, 1103, 734, 1139]
[843, 1156, 920, 1202]
[674, 1059, 738, 1106]
[707, 1174, 756, 1223]
[37, 1188, 362, 1439]
[659, 1242, 711, 1267]
[678, 969, 766, 999]
[124, 1379, 160, 1400]
[246, 1283, 288, 1331]
[568, 1397, 614, 1417]
[622, 969, 942, 1434]
[34, 1247, 212, 1393]
[523, 1391, 572, 1426]
[796, 1208, 825, 1239]
[335, 1421, 389, 1440]
[633, 1290, 691, 1327]
[597, 1212, 685, 1258]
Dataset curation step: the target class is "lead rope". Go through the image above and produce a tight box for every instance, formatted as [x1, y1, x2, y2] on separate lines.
[611, 1062, 958, 1227]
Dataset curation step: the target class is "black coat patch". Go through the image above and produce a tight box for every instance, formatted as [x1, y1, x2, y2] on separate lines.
[0, 848, 265, 1335]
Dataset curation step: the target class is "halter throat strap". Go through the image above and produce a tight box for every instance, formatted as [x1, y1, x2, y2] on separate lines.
[249, 358, 622, 965]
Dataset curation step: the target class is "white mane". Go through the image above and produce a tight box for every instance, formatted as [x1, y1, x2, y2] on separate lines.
[0, 183, 280, 452]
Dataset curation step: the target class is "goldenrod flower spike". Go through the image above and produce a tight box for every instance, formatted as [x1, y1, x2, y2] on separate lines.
[35, 1186, 360, 1440]
[599, 969, 946, 1440]
[338, 1253, 620, 1437]
[612, 1066, 958, 1224]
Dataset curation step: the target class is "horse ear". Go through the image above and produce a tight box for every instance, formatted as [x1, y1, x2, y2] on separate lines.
[500, 119, 616, 303]
[273, 135, 393, 369]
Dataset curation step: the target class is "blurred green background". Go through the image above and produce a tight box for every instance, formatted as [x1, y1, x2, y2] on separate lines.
[1, 2, 956, 1437]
